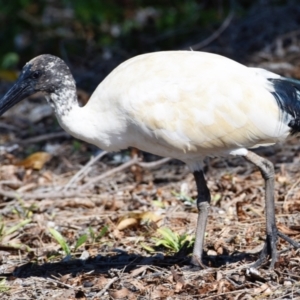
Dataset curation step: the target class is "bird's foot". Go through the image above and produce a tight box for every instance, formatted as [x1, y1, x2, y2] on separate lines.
[188, 255, 208, 270]
[278, 231, 300, 248]
[252, 230, 300, 269]
[251, 243, 271, 268]
[181, 264, 203, 272]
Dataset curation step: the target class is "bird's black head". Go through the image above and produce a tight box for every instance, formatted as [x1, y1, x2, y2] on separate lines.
[0, 54, 73, 116]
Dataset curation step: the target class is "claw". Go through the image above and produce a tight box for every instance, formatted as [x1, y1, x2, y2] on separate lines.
[251, 230, 300, 268]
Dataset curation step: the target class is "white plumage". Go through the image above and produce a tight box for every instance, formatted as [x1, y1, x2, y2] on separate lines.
[62, 53, 288, 162]
[1, 50, 299, 268]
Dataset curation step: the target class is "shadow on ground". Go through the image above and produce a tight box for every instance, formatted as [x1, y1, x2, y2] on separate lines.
[10, 249, 257, 278]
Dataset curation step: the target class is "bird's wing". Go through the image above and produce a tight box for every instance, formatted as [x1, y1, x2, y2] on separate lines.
[93, 52, 289, 155]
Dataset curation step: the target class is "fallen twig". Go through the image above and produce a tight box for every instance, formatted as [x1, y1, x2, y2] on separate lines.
[138, 157, 171, 169]
[79, 157, 140, 191]
[0, 180, 23, 187]
[79, 156, 172, 191]
[0, 187, 90, 200]
[15, 132, 70, 145]
[64, 151, 108, 191]
[49, 275, 77, 289]
[94, 276, 118, 298]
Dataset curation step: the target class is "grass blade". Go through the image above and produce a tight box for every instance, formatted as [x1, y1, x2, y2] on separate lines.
[74, 234, 88, 250]
[5, 219, 31, 235]
[48, 228, 71, 255]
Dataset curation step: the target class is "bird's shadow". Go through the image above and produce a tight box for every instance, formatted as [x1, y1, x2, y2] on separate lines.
[10, 248, 257, 278]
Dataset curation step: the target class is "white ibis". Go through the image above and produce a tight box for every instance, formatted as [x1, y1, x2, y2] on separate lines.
[0, 51, 299, 268]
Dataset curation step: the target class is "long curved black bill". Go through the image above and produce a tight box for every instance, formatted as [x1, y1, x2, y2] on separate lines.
[0, 80, 34, 116]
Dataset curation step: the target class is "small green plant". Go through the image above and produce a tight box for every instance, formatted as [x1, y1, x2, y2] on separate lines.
[0, 219, 31, 241]
[152, 199, 166, 209]
[12, 198, 37, 219]
[49, 225, 109, 257]
[0, 218, 32, 251]
[172, 191, 195, 205]
[212, 193, 221, 204]
[74, 233, 88, 251]
[140, 242, 156, 253]
[0, 277, 10, 292]
[48, 228, 71, 256]
[89, 225, 109, 243]
[153, 227, 194, 253]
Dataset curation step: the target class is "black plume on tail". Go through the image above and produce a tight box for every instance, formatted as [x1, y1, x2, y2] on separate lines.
[268, 77, 300, 134]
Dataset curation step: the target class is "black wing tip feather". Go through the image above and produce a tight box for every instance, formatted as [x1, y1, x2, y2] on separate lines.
[288, 118, 300, 135]
[268, 77, 300, 135]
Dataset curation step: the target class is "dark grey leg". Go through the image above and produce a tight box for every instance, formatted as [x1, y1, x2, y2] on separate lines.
[244, 151, 277, 267]
[244, 151, 300, 268]
[191, 170, 211, 267]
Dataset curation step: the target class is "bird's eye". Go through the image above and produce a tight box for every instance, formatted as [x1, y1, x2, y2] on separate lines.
[32, 71, 41, 79]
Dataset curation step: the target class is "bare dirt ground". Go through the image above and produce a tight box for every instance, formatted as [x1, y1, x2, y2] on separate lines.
[1, 33, 300, 300]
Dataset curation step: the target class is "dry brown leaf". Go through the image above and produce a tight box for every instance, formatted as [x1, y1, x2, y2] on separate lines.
[283, 200, 300, 213]
[128, 279, 145, 292]
[109, 287, 131, 299]
[236, 201, 249, 221]
[113, 229, 124, 239]
[171, 266, 185, 292]
[117, 211, 162, 230]
[57, 198, 96, 209]
[175, 281, 184, 293]
[217, 279, 232, 294]
[15, 152, 51, 170]
[245, 225, 256, 244]
[253, 283, 272, 295]
[151, 285, 174, 299]
[0, 165, 20, 181]
[38, 170, 54, 184]
[94, 276, 109, 289]
[117, 217, 138, 230]
[198, 282, 218, 294]
[60, 274, 72, 283]
[138, 211, 162, 223]
[52, 289, 76, 300]
[277, 175, 288, 184]
[130, 266, 148, 277]
[214, 239, 225, 255]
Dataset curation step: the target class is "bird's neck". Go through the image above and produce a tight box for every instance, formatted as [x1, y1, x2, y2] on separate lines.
[51, 89, 128, 152]
[46, 84, 78, 117]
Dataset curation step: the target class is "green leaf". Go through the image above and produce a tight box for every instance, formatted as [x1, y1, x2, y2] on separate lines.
[74, 234, 88, 250]
[154, 227, 195, 253]
[0, 278, 9, 292]
[157, 227, 178, 243]
[155, 227, 179, 252]
[0, 223, 5, 238]
[48, 228, 71, 255]
[88, 226, 95, 241]
[5, 219, 31, 235]
[140, 242, 155, 253]
[152, 200, 165, 208]
[96, 225, 109, 241]
[172, 191, 195, 204]
[1, 243, 32, 252]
